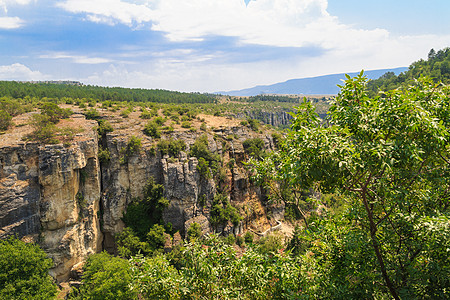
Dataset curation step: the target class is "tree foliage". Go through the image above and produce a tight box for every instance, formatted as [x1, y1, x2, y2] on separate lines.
[368, 47, 450, 96]
[251, 73, 450, 299]
[68, 252, 136, 300]
[0, 237, 57, 300]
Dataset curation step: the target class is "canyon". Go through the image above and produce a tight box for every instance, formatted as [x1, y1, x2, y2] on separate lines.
[0, 109, 282, 282]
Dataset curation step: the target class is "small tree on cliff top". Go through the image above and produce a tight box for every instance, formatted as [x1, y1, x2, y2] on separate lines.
[251, 73, 450, 299]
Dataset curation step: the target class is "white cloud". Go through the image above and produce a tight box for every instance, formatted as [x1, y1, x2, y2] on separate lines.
[0, 16, 23, 28]
[0, 0, 34, 27]
[52, 0, 450, 92]
[0, 63, 47, 80]
[57, 0, 154, 26]
[56, 0, 389, 50]
[39, 53, 111, 64]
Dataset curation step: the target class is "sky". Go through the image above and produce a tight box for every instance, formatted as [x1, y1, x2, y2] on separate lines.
[0, 0, 449, 92]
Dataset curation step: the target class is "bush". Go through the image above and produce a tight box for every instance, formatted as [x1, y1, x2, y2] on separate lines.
[115, 227, 150, 258]
[157, 139, 186, 157]
[97, 119, 114, 136]
[0, 97, 24, 116]
[98, 146, 111, 163]
[40, 102, 72, 123]
[196, 157, 211, 179]
[247, 119, 259, 131]
[122, 178, 169, 239]
[0, 110, 12, 131]
[236, 234, 245, 247]
[146, 224, 166, 252]
[85, 108, 100, 120]
[190, 134, 221, 174]
[68, 252, 135, 300]
[242, 138, 265, 159]
[144, 121, 161, 138]
[209, 193, 242, 227]
[181, 121, 191, 128]
[126, 135, 142, 154]
[29, 114, 58, 144]
[140, 109, 154, 119]
[244, 231, 254, 244]
[0, 237, 57, 300]
[257, 234, 283, 255]
[187, 222, 203, 241]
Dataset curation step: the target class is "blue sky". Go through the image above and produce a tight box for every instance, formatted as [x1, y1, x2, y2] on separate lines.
[0, 0, 449, 92]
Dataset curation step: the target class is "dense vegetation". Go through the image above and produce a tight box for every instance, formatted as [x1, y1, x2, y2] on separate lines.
[0, 237, 57, 299]
[251, 73, 450, 299]
[0, 81, 216, 104]
[368, 47, 450, 96]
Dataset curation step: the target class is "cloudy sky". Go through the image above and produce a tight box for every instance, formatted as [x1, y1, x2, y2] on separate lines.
[0, 0, 449, 92]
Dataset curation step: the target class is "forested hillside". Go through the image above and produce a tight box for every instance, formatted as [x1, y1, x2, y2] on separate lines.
[0, 81, 217, 104]
[367, 47, 450, 96]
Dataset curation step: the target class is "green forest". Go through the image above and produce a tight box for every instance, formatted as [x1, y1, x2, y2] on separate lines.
[1, 48, 450, 299]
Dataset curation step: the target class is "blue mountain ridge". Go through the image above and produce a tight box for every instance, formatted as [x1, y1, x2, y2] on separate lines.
[219, 67, 407, 96]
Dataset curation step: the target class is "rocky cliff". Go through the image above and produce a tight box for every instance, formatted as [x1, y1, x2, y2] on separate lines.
[0, 109, 280, 282]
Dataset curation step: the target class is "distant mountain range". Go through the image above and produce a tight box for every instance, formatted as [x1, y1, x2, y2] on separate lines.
[219, 67, 408, 96]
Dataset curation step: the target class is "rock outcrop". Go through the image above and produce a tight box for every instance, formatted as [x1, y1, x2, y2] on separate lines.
[0, 118, 102, 282]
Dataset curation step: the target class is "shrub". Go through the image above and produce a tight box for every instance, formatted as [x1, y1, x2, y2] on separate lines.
[68, 252, 136, 300]
[0, 237, 57, 300]
[40, 102, 72, 123]
[97, 120, 114, 136]
[190, 134, 221, 174]
[144, 121, 161, 138]
[120, 136, 142, 163]
[154, 116, 166, 125]
[209, 193, 242, 227]
[242, 138, 265, 159]
[0, 110, 12, 131]
[225, 234, 236, 245]
[122, 178, 169, 239]
[236, 235, 245, 247]
[181, 121, 191, 128]
[85, 108, 100, 120]
[157, 139, 186, 157]
[98, 146, 111, 163]
[187, 222, 203, 241]
[146, 224, 166, 252]
[247, 119, 259, 131]
[244, 231, 254, 244]
[196, 157, 211, 179]
[0, 97, 24, 116]
[140, 109, 155, 119]
[29, 114, 58, 144]
[257, 234, 283, 255]
[115, 227, 150, 258]
[120, 108, 131, 118]
[126, 135, 142, 154]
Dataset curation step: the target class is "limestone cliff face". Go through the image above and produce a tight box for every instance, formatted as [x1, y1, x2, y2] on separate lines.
[234, 110, 294, 127]
[1, 114, 280, 281]
[0, 118, 102, 282]
[100, 127, 277, 252]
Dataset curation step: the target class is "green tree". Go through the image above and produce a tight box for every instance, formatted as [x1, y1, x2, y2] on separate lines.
[0, 110, 12, 130]
[187, 222, 202, 241]
[251, 73, 450, 299]
[0, 237, 57, 299]
[68, 252, 136, 300]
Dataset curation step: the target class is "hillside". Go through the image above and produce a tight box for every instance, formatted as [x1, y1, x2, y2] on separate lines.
[367, 47, 450, 96]
[220, 67, 407, 96]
